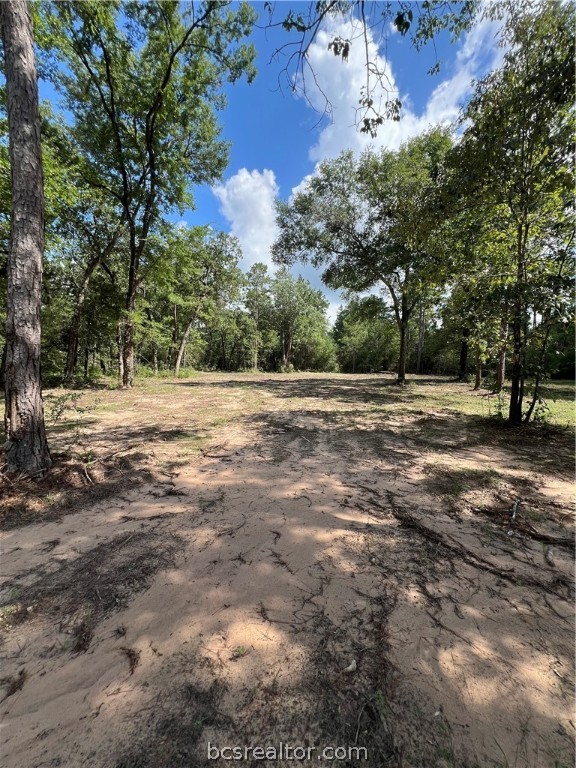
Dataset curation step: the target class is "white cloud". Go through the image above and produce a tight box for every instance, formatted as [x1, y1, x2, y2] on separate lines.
[299, 14, 504, 169]
[212, 168, 279, 269]
[212, 14, 506, 312]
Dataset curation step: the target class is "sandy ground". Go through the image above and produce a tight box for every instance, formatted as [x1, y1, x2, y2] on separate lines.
[0, 374, 574, 768]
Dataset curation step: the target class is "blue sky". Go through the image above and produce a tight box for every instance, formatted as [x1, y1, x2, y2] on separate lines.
[177, 2, 505, 320]
[38, 2, 505, 322]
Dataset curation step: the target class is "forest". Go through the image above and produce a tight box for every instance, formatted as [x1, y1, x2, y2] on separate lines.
[0, 0, 574, 476]
[0, 2, 574, 768]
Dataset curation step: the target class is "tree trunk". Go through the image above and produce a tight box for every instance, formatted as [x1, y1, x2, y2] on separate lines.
[252, 309, 259, 370]
[280, 330, 289, 368]
[416, 304, 425, 375]
[458, 327, 470, 381]
[121, 229, 139, 388]
[473, 356, 482, 391]
[397, 319, 408, 385]
[83, 311, 92, 383]
[1, 0, 51, 473]
[121, 313, 135, 388]
[387, 283, 411, 385]
[83, 339, 90, 383]
[174, 315, 195, 377]
[508, 312, 524, 425]
[152, 346, 158, 375]
[117, 321, 124, 384]
[64, 323, 79, 384]
[495, 319, 508, 393]
[524, 317, 554, 424]
[508, 223, 528, 425]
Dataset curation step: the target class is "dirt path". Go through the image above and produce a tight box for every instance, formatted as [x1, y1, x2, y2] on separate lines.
[1, 374, 574, 768]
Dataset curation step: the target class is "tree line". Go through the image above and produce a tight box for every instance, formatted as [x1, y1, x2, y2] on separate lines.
[273, 1, 574, 425]
[0, 0, 573, 474]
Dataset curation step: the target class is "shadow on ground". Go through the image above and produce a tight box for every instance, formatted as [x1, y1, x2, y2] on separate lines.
[0, 374, 574, 768]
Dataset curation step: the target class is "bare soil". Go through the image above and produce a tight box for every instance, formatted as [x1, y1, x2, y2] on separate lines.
[0, 373, 574, 768]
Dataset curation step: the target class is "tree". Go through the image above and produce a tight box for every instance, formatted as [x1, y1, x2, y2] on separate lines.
[333, 298, 398, 373]
[455, 1, 574, 424]
[169, 229, 243, 377]
[39, 0, 257, 387]
[273, 129, 451, 383]
[270, 269, 334, 371]
[1, 0, 51, 472]
[245, 263, 274, 370]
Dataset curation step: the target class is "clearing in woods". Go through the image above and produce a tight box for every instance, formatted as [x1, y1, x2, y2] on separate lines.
[0, 373, 574, 768]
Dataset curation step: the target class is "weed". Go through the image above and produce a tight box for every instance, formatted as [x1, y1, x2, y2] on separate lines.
[120, 646, 141, 675]
[45, 391, 98, 449]
[229, 646, 249, 660]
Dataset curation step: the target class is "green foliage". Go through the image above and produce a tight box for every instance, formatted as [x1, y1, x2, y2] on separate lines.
[33, 0, 258, 385]
[334, 298, 399, 373]
[271, 268, 336, 371]
[447, 0, 575, 420]
[273, 129, 452, 381]
[3, 0, 572, 408]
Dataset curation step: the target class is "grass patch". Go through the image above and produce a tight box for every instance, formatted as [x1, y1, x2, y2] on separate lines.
[423, 467, 500, 497]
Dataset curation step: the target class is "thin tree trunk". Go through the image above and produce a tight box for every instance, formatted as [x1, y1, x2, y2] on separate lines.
[1, 0, 51, 472]
[174, 315, 196, 377]
[153, 346, 158, 375]
[397, 320, 408, 385]
[83, 311, 93, 383]
[117, 321, 124, 384]
[387, 282, 411, 385]
[121, 313, 135, 388]
[473, 356, 482, 391]
[495, 319, 508, 393]
[524, 324, 552, 424]
[220, 333, 227, 370]
[508, 313, 524, 425]
[83, 339, 90, 383]
[508, 223, 528, 425]
[458, 327, 470, 381]
[64, 325, 79, 384]
[416, 304, 425, 375]
[280, 331, 287, 368]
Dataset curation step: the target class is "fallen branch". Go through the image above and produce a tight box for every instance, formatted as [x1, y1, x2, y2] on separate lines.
[368, 496, 573, 601]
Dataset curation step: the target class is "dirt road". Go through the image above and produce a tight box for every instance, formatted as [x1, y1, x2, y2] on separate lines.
[1, 374, 574, 767]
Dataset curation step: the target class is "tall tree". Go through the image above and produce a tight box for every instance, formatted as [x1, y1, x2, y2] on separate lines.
[40, 0, 256, 387]
[456, 0, 574, 424]
[1, 0, 51, 472]
[245, 263, 274, 370]
[273, 129, 451, 383]
[169, 229, 243, 377]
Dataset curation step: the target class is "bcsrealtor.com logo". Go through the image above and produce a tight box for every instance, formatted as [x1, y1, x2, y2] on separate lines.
[207, 743, 368, 761]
